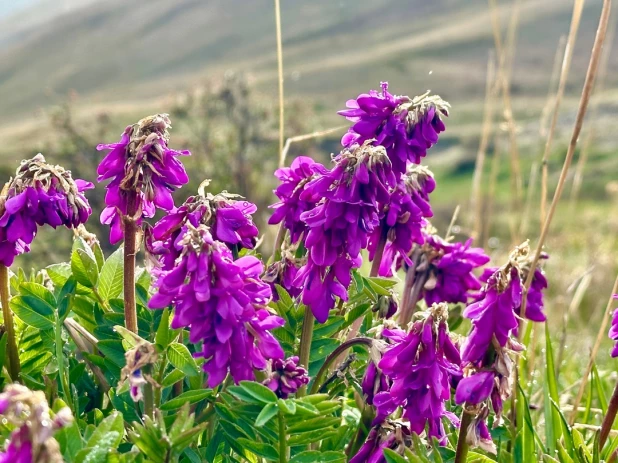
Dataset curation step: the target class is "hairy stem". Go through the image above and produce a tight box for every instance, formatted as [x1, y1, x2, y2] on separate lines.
[297, 308, 315, 397]
[310, 337, 373, 395]
[123, 215, 139, 334]
[454, 409, 473, 463]
[600, 382, 618, 449]
[0, 265, 20, 382]
[369, 227, 388, 278]
[143, 381, 154, 419]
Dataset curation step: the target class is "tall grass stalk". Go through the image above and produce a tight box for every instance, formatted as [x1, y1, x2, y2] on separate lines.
[522, 0, 612, 318]
[483, 133, 503, 247]
[274, 0, 285, 167]
[540, 0, 586, 223]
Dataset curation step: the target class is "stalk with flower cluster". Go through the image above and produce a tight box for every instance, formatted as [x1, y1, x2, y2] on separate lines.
[97, 114, 189, 333]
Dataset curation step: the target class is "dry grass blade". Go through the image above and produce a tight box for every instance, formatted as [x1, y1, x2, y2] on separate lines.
[470, 51, 497, 241]
[540, 0, 585, 223]
[569, 273, 618, 424]
[523, 0, 612, 314]
[274, 0, 285, 167]
[570, 9, 616, 206]
[483, 132, 503, 247]
[279, 125, 348, 167]
[519, 161, 539, 238]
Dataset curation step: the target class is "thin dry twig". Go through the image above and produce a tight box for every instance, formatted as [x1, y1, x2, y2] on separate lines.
[523, 0, 612, 315]
[279, 125, 348, 167]
[540, 0, 586, 223]
[274, 0, 285, 167]
[569, 272, 618, 425]
[470, 52, 497, 241]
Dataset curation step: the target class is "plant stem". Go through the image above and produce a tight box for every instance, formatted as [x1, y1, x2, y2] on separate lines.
[0, 264, 20, 382]
[123, 213, 139, 334]
[271, 225, 286, 264]
[144, 381, 154, 419]
[55, 314, 74, 412]
[522, 0, 612, 316]
[278, 411, 287, 463]
[454, 409, 473, 463]
[346, 405, 374, 459]
[274, 0, 285, 167]
[297, 308, 314, 397]
[600, 382, 618, 449]
[310, 338, 373, 395]
[369, 227, 387, 278]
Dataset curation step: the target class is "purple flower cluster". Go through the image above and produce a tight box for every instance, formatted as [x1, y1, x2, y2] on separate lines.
[372, 304, 461, 443]
[608, 295, 618, 357]
[339, 82, 449, 175]
[268, 156, 327, 244]
[97, 114, 190, 244]
[148, 224, 284, 387]
[264, 356, 309, 398]
[368, 165, 435, 277]
[294, 142, 396, 322]
[0, 154, 93, 266]
[147, 191, 258, 276]
[0, 384, 73, 463]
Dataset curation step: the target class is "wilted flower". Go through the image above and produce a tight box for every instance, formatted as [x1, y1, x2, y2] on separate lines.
[350, 422, 410, 463]
[97, 114, 190, 244]
[0, 154, 93, 266]
[464, 405, 496, 455]
[295, 142, 396, 322]
[372, 293, 398, 320]
[119, 341, 159, 402]
[373, 304, 461, 443]
[148, 224, 284, 387]
[368, 165, 435, 277]
[264, 356, 309, 398]
[608, 295, 618, 357]
[147, 190, 258, 276]
[268, 156, 327, 244]
[0, 384, 73, 463]
[263, 251, 303, 300]
[339, 82, 449, 175]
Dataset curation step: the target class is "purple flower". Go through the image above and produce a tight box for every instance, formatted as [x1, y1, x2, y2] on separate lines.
[455, 370, 495, 405]
[148, 225, 284, 387]
[608, 295, 618, 357]
[339, 82, 449, 175]
[295, 142, 396, 322]
[368, 165, 436, 277]
[268, 156, 328, 244]
[0, 155, 93, 266]
[97, 114, 190, 244]
[0, 384, 72, 463]
[374, 304, 461, 443]
[147, 192, 259, 277]
[264, 356, 309, 398]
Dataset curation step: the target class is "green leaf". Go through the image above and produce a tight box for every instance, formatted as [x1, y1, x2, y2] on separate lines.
[97, 247, 124, 300]
[545, 323, 562, 453]
[161, 369, 186, 388]
[551, 399, 575, 455]
[238, 381, 278, 404]
[383, 449, 408, 463]
[255, 403, 279, 427]
[47, 263, 72, 287]
[19, 282, 56, 308]
[160, 390, 213, 411]
[167, 342, 199, 377]
[277, 398, 296, 415]
[57, 277, 77, 321]
[290, 451, 346, 463]
[10, 296, 54, 330]
[71, 238, 99, 288]
[87, 412, 124, 449]
[155, 309, 173, 349]
[237, 438, 278, 461]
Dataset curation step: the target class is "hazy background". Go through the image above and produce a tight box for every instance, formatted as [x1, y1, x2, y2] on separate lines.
[0, 0, 616, 335]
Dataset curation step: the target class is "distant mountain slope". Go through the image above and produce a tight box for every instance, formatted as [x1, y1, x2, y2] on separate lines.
[0, 0, 612, 124]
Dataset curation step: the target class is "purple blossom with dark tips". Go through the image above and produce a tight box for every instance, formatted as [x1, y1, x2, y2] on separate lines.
[97, 114, 190, 244]
[147, 191, 259, 278]
[268, 156, 327, 244]
[294, 142, 395, 322]
[362, 362, 390, 407]
[263, 252, 303, 300]
[0, 154, 93, 266]
[608, 295, 618, 357]
[148, 224, 284, 387]
[368, 165, 436, 277]
[339, 82, 449, 175]
[373, 304, 461, 443]
[264, 356, 309, 398]
[350, 423, 410, 463]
